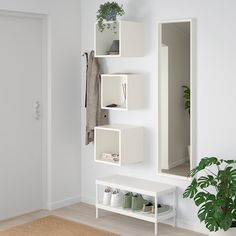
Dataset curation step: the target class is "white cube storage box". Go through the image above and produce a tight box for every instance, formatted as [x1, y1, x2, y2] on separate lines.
[94, 125, 143, 166]
[94, 21, 144, 57]
[101, 74, 143, 111]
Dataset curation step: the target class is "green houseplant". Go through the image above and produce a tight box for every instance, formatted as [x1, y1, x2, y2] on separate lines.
[96, 1, 125, 32]
[183, 157, 236, 235]
[182, 85, 190, 115]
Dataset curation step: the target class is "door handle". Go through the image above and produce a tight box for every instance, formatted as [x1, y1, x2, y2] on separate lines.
[34, 101, 40, 120]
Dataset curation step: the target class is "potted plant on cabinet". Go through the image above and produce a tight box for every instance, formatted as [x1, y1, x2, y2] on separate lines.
[96, 1, 125, 32]
[183, 157, 236, 235]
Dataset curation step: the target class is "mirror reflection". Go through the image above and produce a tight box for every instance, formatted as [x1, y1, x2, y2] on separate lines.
[159, 21, 191, 177]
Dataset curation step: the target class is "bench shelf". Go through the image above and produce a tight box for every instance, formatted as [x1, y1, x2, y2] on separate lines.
[96, 175, 177, 235]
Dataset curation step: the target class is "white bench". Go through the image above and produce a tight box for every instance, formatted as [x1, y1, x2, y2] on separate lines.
[96, 175, 177, 235]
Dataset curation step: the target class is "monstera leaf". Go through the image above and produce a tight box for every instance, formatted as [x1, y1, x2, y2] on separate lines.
[183, 157, 236, 232]
[183, 178, 197, 198]
[198, 175, 217, 188]
[190, 157, 220, 177]
[194, 192, 208, 206]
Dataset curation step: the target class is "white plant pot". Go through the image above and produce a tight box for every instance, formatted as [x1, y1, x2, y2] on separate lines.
[209, 228, 236, 236]
[102, 191, 112, 206]
[110, 192, 123, 208]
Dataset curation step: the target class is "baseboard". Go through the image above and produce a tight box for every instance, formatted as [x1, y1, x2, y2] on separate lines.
[161, 218, 206, 234]
[80, 197, 207, 235]
[169, 158, 187, 169]
[48, 195, 81, 210]
[80, 196, 95, 205]
[176, 218, 207, 234]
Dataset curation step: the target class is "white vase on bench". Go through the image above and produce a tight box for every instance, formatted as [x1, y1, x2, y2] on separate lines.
[102, 187, 112, 205]
[110, 190, 123, 208]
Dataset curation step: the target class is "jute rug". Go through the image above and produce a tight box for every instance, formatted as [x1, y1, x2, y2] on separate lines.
[0, 215, 119, 236]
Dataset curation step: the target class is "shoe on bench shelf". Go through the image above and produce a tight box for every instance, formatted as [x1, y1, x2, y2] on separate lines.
[122, 192, 133, 209]
[142, 201, 154, 212]
[151, 204, 170, 214]
[131, 194, 148, 211]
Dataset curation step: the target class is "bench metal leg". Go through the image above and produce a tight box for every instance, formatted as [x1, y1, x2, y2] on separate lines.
[155, 195, 158, 235]
[96, 184, 99, 219]
[173, 190, 177, 227]
[155, 222, 158, 235]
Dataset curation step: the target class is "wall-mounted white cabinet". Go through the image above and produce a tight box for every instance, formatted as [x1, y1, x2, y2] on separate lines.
[94, 21, 144, 57]
[94, 125, 143, 166]
[101, 74, 143, 111]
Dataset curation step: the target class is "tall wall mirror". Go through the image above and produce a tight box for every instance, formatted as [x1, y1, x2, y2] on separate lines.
[157, 19, 194, 178]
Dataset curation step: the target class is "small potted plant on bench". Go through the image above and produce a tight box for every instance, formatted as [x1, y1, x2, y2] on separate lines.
[183, 157, 236, 235]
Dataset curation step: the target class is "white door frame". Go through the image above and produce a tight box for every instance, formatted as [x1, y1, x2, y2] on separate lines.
[0, 9, 51, 210]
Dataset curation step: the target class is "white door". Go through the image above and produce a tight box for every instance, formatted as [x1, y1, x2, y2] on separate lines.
[0, 14, 44, 220]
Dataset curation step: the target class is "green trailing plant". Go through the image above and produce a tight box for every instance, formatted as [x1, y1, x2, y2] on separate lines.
[183, 157, 236, 232]
[96, 1, 125, 32]
[182, 85, 190, 115]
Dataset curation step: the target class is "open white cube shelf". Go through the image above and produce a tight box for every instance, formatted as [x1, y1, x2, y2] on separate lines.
[94, 125, 143, 166]
[94, 21, 144, 57]
[101, 74, 143, 111]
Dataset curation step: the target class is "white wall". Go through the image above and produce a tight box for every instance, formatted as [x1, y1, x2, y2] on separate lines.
[81, 0, 236, 233]
[162, 23, 190, 168]
[0, 0, 81, 209]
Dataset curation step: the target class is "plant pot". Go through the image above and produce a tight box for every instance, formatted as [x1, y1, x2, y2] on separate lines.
[102, 191, 112, 206]
[209, 228, 236, 236]
[110, 190, 123, 208]
[105, 13, 117, 22]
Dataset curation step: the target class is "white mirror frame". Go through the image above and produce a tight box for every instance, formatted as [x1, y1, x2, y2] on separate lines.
[156, 19, 196, 180]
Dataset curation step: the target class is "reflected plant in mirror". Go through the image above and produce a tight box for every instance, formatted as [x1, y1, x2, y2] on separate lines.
[158, 20, 193, 178]
[182, 85, 190, 115]
[182, 85, 191, 173]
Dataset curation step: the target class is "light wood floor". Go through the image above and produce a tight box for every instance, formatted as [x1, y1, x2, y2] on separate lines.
[162, 162, 190, 177]
[0, 203, 205, 236]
